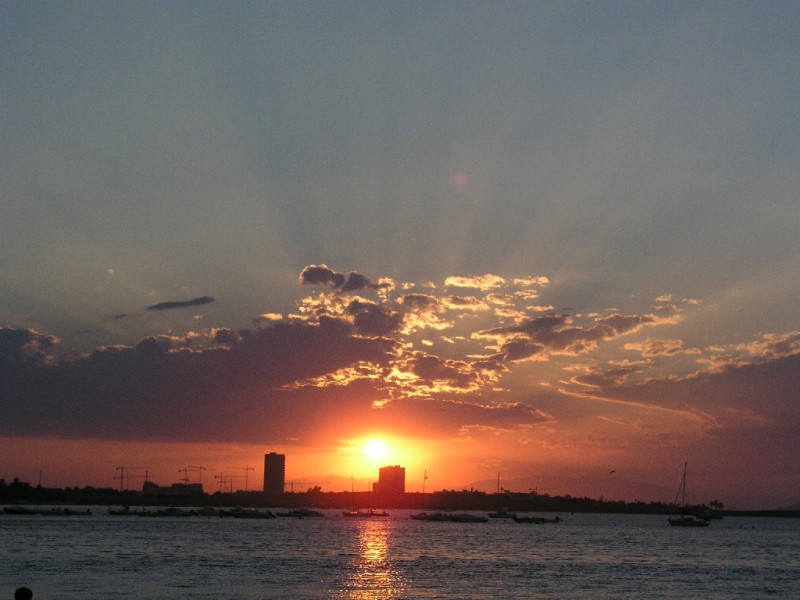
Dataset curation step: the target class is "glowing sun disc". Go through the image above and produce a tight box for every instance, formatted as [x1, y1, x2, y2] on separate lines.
[364, 439, 388, 461]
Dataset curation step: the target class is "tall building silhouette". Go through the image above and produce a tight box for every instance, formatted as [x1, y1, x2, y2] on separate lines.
[373, 465, 405, 495]
[263, 452, 285, 495]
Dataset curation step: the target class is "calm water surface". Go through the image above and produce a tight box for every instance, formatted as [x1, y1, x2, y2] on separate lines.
[2, 509, 799, 599]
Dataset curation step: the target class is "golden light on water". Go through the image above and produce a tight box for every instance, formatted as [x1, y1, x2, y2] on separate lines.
[341, 520, 408, 599]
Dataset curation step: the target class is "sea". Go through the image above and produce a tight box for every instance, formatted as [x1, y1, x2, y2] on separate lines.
[2, 508, 799, 599]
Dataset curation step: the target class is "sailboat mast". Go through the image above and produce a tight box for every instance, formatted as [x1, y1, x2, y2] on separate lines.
[682, 462, 688, 506]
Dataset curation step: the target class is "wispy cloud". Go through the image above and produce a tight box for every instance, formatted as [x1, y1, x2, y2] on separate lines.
[146, 296, 215, 311]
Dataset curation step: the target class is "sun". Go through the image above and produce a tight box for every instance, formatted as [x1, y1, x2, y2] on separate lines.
[364, 439, 389, 461]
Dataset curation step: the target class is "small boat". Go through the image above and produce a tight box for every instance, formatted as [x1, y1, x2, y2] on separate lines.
[3, 506, 39, 515]
[488, 507, 517, 519]
[138, 507, 195, 517]
[668, 514, 710, 527]
[412, 511, 488, 522]
[342, 477, 389, 518]
[668, 462, 710, 527]
[39, 507, 92, 516]
[447, 513, 488, 523]
[4, 506, 91, 516]
[108, 506, 139, 516]
[410, 511, 452, 521]
[225, 508, 276, 519]
[275, 507, 325, 518]
[513, 515, 562, 524]
[342, 509, 390, 518]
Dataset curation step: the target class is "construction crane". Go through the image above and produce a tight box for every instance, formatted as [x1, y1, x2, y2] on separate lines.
[214, 474, 244, 494]
[178, 465, 206, 485]
[235, 466, 254, 491]
[286, 481, 325, 493]
[113, 466, 149, 491]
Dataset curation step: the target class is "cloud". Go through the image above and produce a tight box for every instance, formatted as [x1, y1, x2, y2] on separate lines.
[513, 277, 550, 286]
[570, 366, 645, 389]
[476, 310, 678, 362]
[345, 299, 405, 337]
[389, 351, 497, 396]
[254, 313, 283, 325]
[399, 293, 444, 313]
[442, 295, 489, 312]
[0, 328, 60, 369]
[624, 338, 701, 357]
[146, 296, 214, 311]
[0, 321, 398, 443]
[300, 264, 394, 292]
[445, 274, 506, 290]
[486, 293, 516, 307]
[571, 352, 800, 436]
[376, 398, 553, 437]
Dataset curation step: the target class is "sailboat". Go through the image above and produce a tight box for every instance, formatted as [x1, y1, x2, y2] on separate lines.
[668, 462, 710, 527]
[342, 476, 389, 518]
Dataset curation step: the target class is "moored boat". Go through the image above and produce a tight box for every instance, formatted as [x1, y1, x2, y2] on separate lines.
[342, 509, 389, 518]
[488, 507, 517, 519]
[224, 508, 275, 519]
[138, 507, 195, 517]
[37, 507, 92, 516]
[410, 511, 452, 521]
[513, 515, 562, 524]
[4, 506, 91, 516]
[667, 462, 710, 527]
[275, 507, 325, 518]
[668, 514, 710, 527]
[3, 506, 38, 515]
[447, 513, 488, 523]
[108, 506, 139, 516]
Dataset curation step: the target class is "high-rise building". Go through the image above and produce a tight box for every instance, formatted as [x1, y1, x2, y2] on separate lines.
[373, 465, 405, 495]
[263, 452, 285, 495]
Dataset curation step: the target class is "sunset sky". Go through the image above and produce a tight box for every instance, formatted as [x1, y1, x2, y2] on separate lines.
[2, 2, 799, 509]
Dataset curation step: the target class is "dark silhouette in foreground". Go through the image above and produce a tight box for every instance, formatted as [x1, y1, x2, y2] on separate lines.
[15, 587, 33, 600]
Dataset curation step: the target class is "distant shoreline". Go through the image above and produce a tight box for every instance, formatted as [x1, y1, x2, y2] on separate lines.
[2, 478, 797, 516]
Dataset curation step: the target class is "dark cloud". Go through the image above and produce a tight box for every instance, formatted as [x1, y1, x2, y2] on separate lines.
[375, 398, 552, 437]
[346, 300, 405, 337]
[299, 264, 346, 288]
[210, 328, 241, 346]
[442, 295, 487, 311]
[587, 353, 800, 422]
[400, 293, 443, 313]
[0, 327, 59, 369]
[479, 313, 666, 361]
[341, 272, 373, 291]
[0, 322, 396, 443]
[0, 318, 542, 447]
[146, 296, 214, 311]
[299, 264, 392, 293]
[571, 366, 643, 389]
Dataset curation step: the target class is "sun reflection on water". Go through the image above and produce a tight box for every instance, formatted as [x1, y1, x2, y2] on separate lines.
[339, 519, 408, 599]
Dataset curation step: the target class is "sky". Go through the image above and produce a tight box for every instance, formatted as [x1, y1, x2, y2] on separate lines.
[1, 1, 798, 509]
